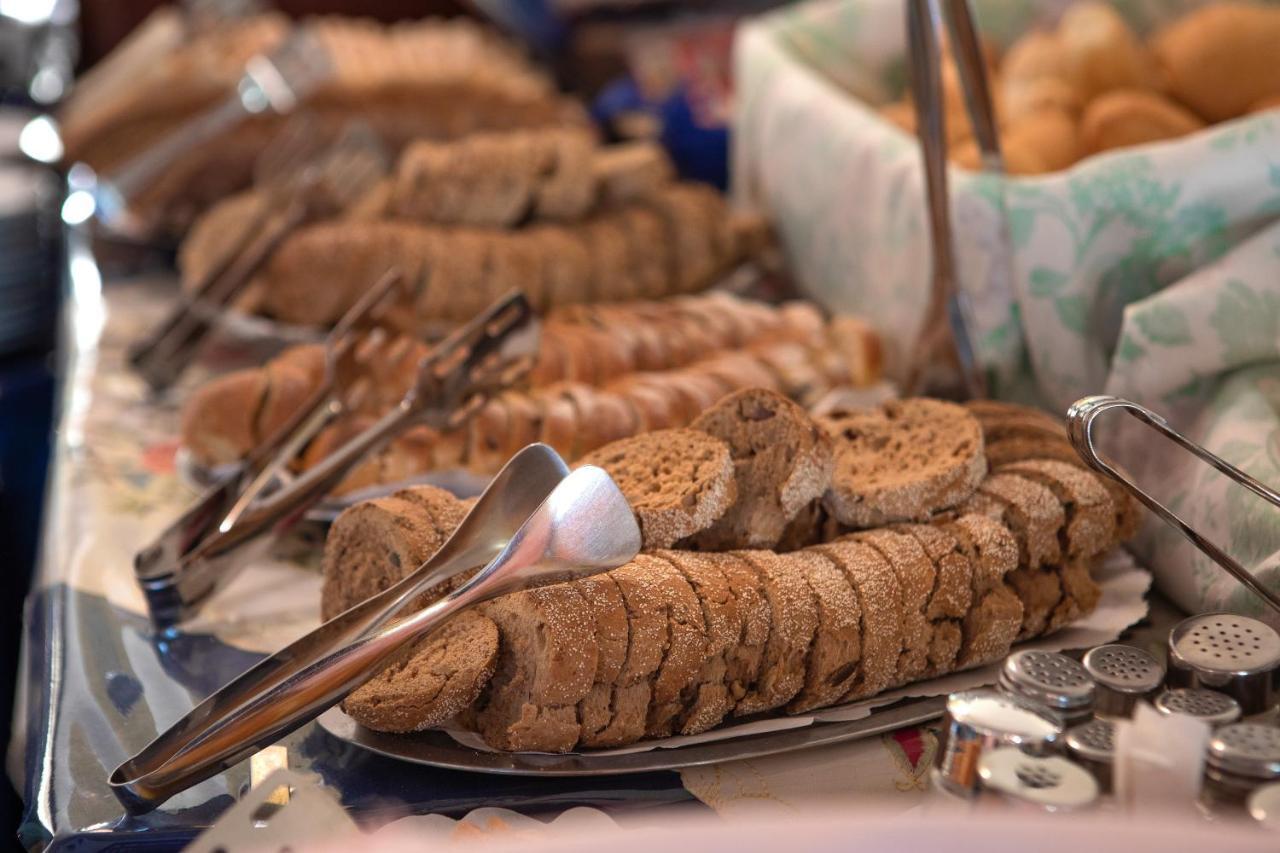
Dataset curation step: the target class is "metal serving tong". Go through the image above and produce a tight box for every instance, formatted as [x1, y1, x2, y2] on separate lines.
[1067, 395, 1280, 618]
[128, 121, 388, 392]
[135, 289, 539, 628]
[96, 24, 333, 238]
[111, 450, 642, 814]
[904, 0, 995, 400]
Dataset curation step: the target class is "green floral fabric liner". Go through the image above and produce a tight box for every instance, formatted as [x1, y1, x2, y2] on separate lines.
[733, 0, 1280, 623]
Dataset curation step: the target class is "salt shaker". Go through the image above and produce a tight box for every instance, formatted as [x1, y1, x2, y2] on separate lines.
[1082, 644, 1164, 718]
[976, 748, 1099, 813]
[935, 689, 1065, 797]
[1154, 688, 1242, 727]
[1201, 724, 1280, 815]
[998, 650, 1096, 724]
[1065, 718, 1116, 793]
[1167, 613, 1280, 716]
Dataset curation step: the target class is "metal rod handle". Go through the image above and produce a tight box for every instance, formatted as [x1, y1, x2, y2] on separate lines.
[1066, 394, 1280, 617]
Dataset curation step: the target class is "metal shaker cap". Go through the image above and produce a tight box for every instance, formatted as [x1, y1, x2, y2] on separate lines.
[999, 650, 1095, 721]
[977, 748, 1099, 811]
[1168, 613, 1280, 678]
[1154, 688, 1241, 725]
[1082, 644, 1164, 696]
[1207, 724, 1280, 781]
[1065, 718, 1115, 764]
[945, 688, 1065, 746]
[1249, 782, 1280, 830]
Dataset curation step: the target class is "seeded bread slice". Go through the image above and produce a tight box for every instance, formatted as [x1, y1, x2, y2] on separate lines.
[999, 459, 1116, 558]
[1005, 565, 1064, 640]
[578, 429, 736, 549]
[731, 551, 819, 715]
[655, 550, 742, 735]
[628, 554, 708, 737]
[821, 398, 986, 528]
[848, 528, 934, 686]
[320, 496, 441, 620]
[476, 583, 598, 752]
[343, 609, 499, 733]
[786, 549, 862, 713]
[687, 388, 834, 550]
[963, 472, 1065, 569]
[810, 539, 902, 701]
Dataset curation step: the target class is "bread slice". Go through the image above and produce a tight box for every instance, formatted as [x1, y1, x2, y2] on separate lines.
[476, 583, 599, 752]
[1054, 557, 1102, 629]
[984, 434, 1079, 468]
[894, 523, 973, 676]
[786, 549, 862, 713]
[810, 539, 902, 701]
[627, 554, 707, 737]
[821, 398, 986, 528]
[939, 514, 1019, 595]
[963, 472, 1065, 569]
[655, 550, 742, 735]
[686, 388, 834, 550]
[1005, 565, 1064, 640]
[575, 572, 631, 747]
[320, 496, 442, 620]
[577, 428, 735, 549]
[730, 551, 818, 715]
[941, 515, 1023, 669]
[712, 552, 771, 706]
[957, 584, 1024, 670]
[999, 459, 1116, 558]
[848, 529, 935, 686]
[964, 400, 1063, 432]
[343, 609, 499, 733]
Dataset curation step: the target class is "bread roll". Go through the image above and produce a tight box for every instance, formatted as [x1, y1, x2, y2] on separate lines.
[1057, 2, 1159, 100]
[1081, 89, 1205, 153]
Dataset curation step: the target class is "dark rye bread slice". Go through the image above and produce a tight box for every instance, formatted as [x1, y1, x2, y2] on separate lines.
[1054, 557, 1102, 630]
[632, 554, 708, 738]
[344, 609, 499, 733]
[848, 529, 934, 686]
[1005, 565, 1065, 640]
[476, 583, 599, 752]
[894, 523, 973, 676]
[574, 572, 630, 746]
[786, 549, 862, 713]
[962, 473, 1065, 569]
[578, 429, 737, 549]
[654, 550, 742, 735]
[713, 551, 771, 706]
[393, 485, 472, 592]
[810, 539, 902, 701]
[999, 459, 1116, 558]
[686, 388, 834, 550]
[730, 551, 818, 715]
[320, 495, 442, 620]
[820, 399, 986, 528]
[940, 515, 1023, 669]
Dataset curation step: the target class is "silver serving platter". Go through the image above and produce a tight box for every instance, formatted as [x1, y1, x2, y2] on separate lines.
[316, 696, 949, 777]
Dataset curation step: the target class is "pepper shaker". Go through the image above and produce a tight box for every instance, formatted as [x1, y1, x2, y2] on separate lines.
[1082, 645, 1164, 718]
[1065, 718, 1116, 793]
[1155, 688, 1242, 727]
[976, 748, 1099, 813]
[1201, 724, 1280, 814]
[998, 650, 1096, 724]
[1167, 613, 1280, 716]
[935, 689, 1065, 797]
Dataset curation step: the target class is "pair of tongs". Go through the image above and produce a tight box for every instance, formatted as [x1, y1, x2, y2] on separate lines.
[95, 24, 333, 239]
[1068, 395, 1280, 618]
[135, 288, 540, 628]
[904, 0, 996, 399]
[128, 121, 389, 392]
[111, 444, 642, 814]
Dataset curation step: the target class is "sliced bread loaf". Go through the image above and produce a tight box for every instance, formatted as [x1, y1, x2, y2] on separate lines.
[574, 572, 630, 746]
[343, 609, 499, 733]
[848, 529, 935, 686]
[941, 515, 1023, 669]
[893, 523, 972, 676]
[686, 388, 834, 550]
[578, 429, 736, 549]
[821, 398, 985, 528]
[999, 459, 1116, 558]
[632, 554, 708, 738]
[730, 551, 819, 715]
[786, 549, 863, 713]
[711, 551, 771, 706]
[810, 539, 903, 701]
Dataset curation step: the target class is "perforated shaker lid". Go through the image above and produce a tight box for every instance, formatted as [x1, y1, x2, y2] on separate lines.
[1082, 644, 1164, 695]
[1208, 724, 1280, 780]
[1154, 688, 1241, 725]
[1065, 718, 1116, 764]
[1168, 613, 1280, 677]
[999, 650, 1096, 714]
[977, 748, 1099, 811]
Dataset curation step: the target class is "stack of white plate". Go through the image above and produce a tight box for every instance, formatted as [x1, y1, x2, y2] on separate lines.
[0, 158, 59, 357]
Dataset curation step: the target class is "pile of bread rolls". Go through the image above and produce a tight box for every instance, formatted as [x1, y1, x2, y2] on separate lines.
[879, 2, 1280, 175]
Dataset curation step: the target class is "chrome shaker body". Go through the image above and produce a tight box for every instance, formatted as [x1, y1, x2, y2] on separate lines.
[935, 689, 1065, 797]
[1065, 718, 1116, 793]
[1154, 688, 1242, 726]
[1167, 613, 1280, 716]
[1202, 724, 1280, 813]
[998, 650, 1096, 724]
[1082, 644, 1164, 718]
[976, 748, 1099, 813]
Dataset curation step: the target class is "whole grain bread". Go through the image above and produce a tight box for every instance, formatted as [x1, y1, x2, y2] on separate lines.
[810, 539, 902, 700]
[999, 459, 1116, 558]
[786, 549, 863, 713]
[848, 529, 934, 686]
[343, 609, 499, 733]
[632, 554, 708, 738]
[731, 551, 818, 715]
[578, 429, 736, 549]
[821, 398, 986, 528]
[686, 388, 834, 550]
[963, 472, 1066, 569]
